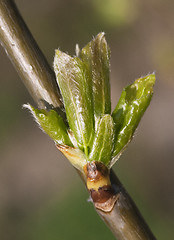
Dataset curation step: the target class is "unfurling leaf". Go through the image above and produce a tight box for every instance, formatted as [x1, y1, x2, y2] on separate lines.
[89, 114, 115, 166]
[81, 32, 111, 117]
[25, 104, 72, 146]
[25, 33, 156, 171]
[54, 50, 94, 155]
[110, 73, 155, 167]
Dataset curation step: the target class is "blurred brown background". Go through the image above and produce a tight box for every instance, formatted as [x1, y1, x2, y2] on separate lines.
[0, 0, 174, 239]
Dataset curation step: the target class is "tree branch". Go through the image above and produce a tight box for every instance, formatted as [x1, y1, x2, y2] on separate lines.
[0, 0, 62, 109]
[0, 0, 156, 239]
[96, 170, 156, 239]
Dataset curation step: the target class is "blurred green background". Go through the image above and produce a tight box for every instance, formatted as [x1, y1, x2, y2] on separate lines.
[0, 0, 174, 239]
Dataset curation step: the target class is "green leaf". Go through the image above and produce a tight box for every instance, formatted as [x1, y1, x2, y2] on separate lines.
[89, 114, 115, 166]
[111, 73, 155, 165]
[25, 104, 72, 146]
[81, 32, 111, 117]
[54, 50, 94, 155]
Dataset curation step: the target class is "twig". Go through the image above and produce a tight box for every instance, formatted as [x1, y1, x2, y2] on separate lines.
[0, 0, 156, 239]
[0, 0, 62, 109]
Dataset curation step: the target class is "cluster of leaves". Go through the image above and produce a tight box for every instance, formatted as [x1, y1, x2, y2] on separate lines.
[26, 33, 155, 171]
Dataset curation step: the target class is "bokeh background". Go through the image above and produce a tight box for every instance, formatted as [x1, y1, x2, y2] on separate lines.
[0, 0, 174, 239]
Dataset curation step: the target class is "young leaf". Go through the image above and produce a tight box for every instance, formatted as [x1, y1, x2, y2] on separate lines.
[54, 50, 94, 154]
[81, 32, 111, 117]
[25, 104, 72, 146]
[89, 114, 115, 166]
[57, 145, 87, 172]
[111, 73, 155, 166]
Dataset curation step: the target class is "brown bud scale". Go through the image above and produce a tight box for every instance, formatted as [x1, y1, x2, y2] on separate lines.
[84, 161, 118, 212]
